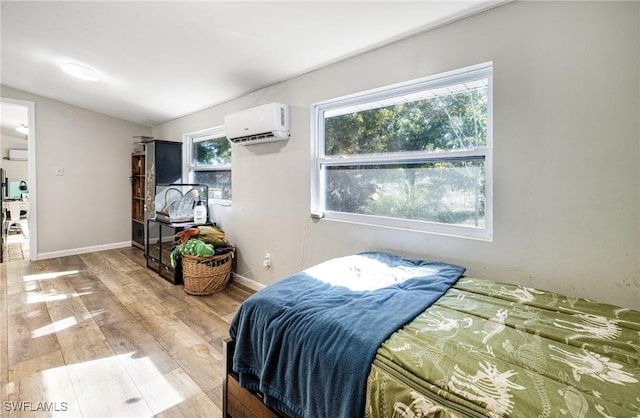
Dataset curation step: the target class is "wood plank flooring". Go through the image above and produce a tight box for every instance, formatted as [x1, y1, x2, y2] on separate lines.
[4, 232, 29, 262]
[0, 247, 254, 417]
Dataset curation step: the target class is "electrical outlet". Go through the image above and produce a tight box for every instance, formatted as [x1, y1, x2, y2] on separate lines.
[263, 253, 272, 268]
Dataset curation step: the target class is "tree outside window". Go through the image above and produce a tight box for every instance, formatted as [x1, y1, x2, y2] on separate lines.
[187, 128, 231, 201]
[313, 64, 492, 239]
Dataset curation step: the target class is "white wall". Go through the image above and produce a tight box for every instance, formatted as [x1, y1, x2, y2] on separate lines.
[0, 86, 152, 257]
[153, 1, 637, 310]
[0, 132, 28, 183]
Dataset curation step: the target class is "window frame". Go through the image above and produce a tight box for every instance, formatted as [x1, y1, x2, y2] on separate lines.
[184, 126, 232, 204]
[311, 63, 493, 240]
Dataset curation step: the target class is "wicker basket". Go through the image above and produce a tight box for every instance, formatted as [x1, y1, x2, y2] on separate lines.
[181, 250, 234, 296]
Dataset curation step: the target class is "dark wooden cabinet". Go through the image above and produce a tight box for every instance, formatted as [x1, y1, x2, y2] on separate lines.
[131, 139, 182, 251]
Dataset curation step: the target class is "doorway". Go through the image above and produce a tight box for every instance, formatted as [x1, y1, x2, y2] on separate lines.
[0, 98, 37, 262]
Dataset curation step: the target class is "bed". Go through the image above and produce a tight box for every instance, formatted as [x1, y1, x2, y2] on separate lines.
[223, 252, 640, 418]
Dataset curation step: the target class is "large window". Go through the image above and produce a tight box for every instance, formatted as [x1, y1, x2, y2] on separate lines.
[312, 63, 492, 240]
[185, 127, 231, 201]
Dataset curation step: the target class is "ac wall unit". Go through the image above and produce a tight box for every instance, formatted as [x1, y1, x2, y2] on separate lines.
[224, 102, 290, 145]
[8, 149, 28, 161]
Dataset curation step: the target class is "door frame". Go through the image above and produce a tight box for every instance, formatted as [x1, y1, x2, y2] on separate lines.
[1, 97, 37, 260]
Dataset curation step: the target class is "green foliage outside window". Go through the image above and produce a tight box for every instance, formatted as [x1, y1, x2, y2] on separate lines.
[325, 88, 487, 154]
[323, 86, 488, 227]
[192, 136, 231, 166]
[190, 135, 231, 200]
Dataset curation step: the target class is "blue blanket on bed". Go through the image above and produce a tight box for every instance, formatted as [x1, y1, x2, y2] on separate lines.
[229, 252, 465, 418]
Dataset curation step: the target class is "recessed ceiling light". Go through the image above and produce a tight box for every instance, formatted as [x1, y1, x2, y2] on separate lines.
[61, 62, 100, 81]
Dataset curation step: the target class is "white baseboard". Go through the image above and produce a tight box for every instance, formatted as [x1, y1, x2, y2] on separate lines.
[231, 273, 265, 291]
[36, 241, 132, 260]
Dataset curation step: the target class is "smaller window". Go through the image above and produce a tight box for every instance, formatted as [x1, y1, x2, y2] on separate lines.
[186, 127, 231, 201]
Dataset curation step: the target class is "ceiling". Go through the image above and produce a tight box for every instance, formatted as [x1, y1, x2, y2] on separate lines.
[1, 101, 28, 140]
[1, 1, 502, 130]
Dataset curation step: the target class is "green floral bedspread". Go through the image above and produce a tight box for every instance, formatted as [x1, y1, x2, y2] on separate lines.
[365, 277, 640, 418]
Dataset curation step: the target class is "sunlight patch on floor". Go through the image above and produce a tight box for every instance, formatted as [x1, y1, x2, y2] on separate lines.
[40, 352, 190, 417]
[136, 368, 194, 414]
[31, 316, 78, 338]
[23, 270, 80, 282]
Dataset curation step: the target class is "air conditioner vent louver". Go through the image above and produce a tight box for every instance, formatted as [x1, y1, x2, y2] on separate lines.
[230, 132, 278, 144]
[224, 103, 290, 146]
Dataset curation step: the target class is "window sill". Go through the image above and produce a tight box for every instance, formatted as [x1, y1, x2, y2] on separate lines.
[310, 211, 492, 242]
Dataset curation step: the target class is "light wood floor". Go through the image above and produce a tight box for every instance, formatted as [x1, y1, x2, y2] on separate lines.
[4, 231, 29, 262]
[0, 247, 254, 417]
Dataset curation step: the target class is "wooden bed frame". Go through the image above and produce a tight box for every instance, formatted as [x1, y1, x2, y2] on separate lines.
[223, 338, 285, 418]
